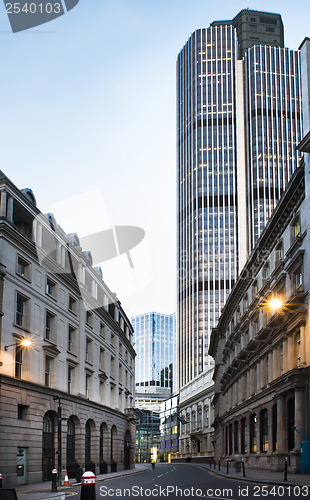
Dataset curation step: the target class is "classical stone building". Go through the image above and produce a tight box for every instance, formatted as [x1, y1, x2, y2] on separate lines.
[209, 35, 310, 475]
[0, 172, 136, 487]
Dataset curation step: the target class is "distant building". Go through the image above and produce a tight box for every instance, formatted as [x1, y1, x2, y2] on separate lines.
[131, 312, 176, 462]
[209, 37, 310, 473]
[159, 394, 180, 462]
[132, 312, 176, 402]
[0, 172, 136, 487]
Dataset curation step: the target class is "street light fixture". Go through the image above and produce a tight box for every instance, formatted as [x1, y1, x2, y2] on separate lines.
[5, 338, 32, 351]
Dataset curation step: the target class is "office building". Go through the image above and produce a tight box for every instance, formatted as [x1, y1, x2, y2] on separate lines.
[177, 10, 302, 460]
[0, 172, 136, 487]
[132, 312, 176, 400]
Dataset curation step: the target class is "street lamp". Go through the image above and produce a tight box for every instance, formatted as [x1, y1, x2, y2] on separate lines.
[53, 396, 69, 485]
[268, 298, 283, 312]
[5, 338, 32, 350]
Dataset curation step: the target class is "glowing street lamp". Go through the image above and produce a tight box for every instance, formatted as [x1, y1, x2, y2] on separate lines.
[5, 338, 32, 351]
[268, 298, 283, 313]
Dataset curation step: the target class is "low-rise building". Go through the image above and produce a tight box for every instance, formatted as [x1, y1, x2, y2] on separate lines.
[0, 172, 136, 486]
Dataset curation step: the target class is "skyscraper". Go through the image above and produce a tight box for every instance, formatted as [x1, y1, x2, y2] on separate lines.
[177, 10, 302, 458]
[132, 312, 176, 399]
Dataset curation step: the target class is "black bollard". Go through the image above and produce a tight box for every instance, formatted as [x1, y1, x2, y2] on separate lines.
[0, 473, 2, 488]
[284, 457, 288, 481]
[227, 459, 229, 474]
[51, 469, 57, 492]
[218, 459, 220, 471]
[80, 471, 96, 500]
[242, 459, 246, 478]
[214, 458, 216, 469]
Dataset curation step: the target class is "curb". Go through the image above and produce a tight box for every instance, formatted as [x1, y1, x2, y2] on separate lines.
[194, 464, 310, 488]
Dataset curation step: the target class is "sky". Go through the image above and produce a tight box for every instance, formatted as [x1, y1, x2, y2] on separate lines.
[1, 0, 309, 318]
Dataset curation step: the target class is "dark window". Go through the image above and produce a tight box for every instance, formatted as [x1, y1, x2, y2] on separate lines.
[45, 357, 51, 387]
[250, 414, 257, 453]
[17, 256, 30, 279]
[260, 409, 268, 452]
[241, 418, 247, 454]
[69, 295, 77, 313]
[67, 418, 75, 462]
[68, 366, 73, 393]
[18, 404, 28, 420]
[287, 398, 295, 451]
[15, 345, 22, 378]
[272, 405, 277, 452]
[260, 16, 277, 25]
[16, 294, 25, 327]
[46, 277, 56, 298]
[85, 421, 91, 462]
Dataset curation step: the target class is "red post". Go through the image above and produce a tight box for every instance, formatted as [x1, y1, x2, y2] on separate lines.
[80, 471, 96, 500]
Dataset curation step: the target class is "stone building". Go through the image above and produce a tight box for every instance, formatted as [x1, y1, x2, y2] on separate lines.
[209, 36, 310, 474]
[0, 172, 136, 487]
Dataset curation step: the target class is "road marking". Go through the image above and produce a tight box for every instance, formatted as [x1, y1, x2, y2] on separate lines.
[157, 474, 163, 477]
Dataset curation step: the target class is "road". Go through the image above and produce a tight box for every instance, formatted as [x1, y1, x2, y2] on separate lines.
[16, 464, 309, 500]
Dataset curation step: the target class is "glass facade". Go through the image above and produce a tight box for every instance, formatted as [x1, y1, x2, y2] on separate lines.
[177, 26, 239, 386]
[177, 20, 302, 388]
[244, 45, 302, 249]
[132, 312, 176, 392]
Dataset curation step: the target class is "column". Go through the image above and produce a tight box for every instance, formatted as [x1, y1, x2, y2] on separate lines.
[276, 396, 286, 453]
[294, 388, 305, 451]
[287, 335, 294, 371]
[7, 196, 13, 222]
[0, 191, 7, 217]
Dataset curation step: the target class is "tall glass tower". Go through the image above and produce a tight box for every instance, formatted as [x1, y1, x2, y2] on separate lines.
[177, 12, 302, 389]
[132, 312, 176, 395]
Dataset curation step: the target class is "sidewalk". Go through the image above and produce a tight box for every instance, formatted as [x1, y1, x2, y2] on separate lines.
[185, 461, 310, 487]
[10, 464, 151, 500]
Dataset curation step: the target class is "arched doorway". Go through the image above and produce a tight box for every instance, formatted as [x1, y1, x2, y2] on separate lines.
[100, 423, 109, 474]
[111, 425, 118, 472]
[85, 420, 96, 473]
[42, 412, 55, 481]
[67, 417, 79, 479]
[124, 430, 132, 470]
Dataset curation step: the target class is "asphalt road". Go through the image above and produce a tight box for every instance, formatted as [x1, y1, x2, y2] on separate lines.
[15, 464, 310, 500]
[87, 464, 308, 500]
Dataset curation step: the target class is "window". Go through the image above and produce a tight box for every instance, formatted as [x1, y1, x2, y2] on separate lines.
[252, 280, 258, 298]
[45, 357, 51, 387]
[17, 404, 28, 420]
[260, 409, 269, 452]
[69, 295, 77, 313]
[68, 325, 75, 353]
[291, 215, 300, 242]
[68, 365, 74, 394]
[17, 256, 30, 280]
[100, 322, 105, 338]
[86, 310, 93, 327]
[262, 264, 269, 285]
[46, 277, 56, 298]
[15, 293, 28, 328]
[100, 348, 105, 370]
[45, 311, 55, 341]
[294, 266, 303, 291]
[86, 338, 92, 363]
[250, 414, 257, 453]
[275, 242, 283, 265]
[243, 294, 248, 313]
[85, 373, 91, 398]
[15, 345, 22, 378]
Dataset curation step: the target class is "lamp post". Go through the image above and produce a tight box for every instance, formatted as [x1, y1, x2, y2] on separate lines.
[53, 396, 62, 485]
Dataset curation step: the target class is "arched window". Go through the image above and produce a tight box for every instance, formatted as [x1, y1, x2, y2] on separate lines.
[250, 414, 257, 453]
[85, 421, 91, 462]
[42, 413, 55, 481]
[67, 418, 75, 462]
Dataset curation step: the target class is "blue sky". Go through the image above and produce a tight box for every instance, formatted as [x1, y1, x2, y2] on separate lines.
[1, 0, 309, 317]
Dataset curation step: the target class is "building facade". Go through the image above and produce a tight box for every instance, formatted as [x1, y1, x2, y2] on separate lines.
[0, 172, 136, 487]
[159, 394, 180, 462]
[177, 10, 302, 461]
[209, 37, 310, 471]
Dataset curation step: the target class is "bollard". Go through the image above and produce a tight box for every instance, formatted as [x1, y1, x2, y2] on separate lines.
[0, 473, 2, 488]
[218, 459, 220, 471]
[226, 459, 229, 474]
[51, 469, 57, 492]
[242, 459, 246, 478]
[284, 457, 288, 481]
[80, 471, 96, 500]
